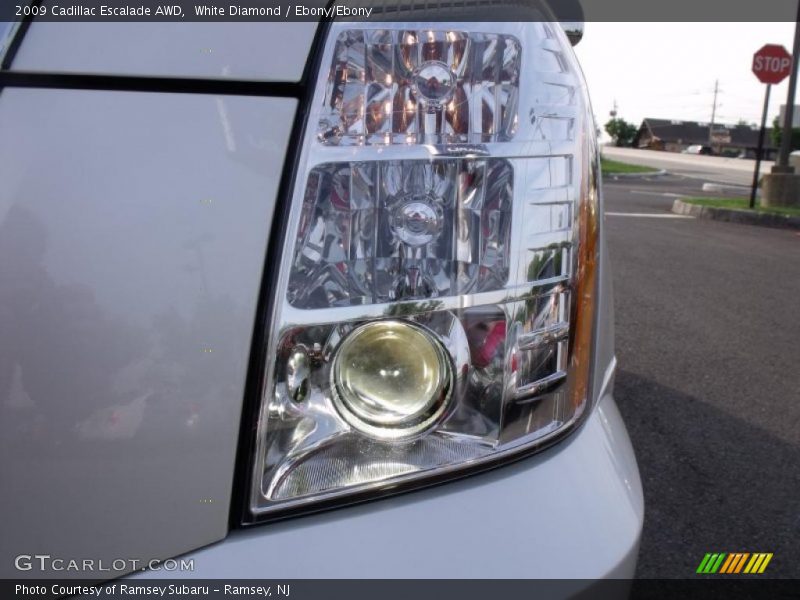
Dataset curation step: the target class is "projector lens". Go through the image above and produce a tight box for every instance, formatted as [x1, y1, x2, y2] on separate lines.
[332, 320, 452, 438]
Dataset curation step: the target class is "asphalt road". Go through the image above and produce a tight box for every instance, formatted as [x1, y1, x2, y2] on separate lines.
[603, 174, 800, 578]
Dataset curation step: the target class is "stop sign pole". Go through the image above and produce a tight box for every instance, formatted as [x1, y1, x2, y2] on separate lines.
[749, 82, 772, 208]
[750, 44, 793, 208]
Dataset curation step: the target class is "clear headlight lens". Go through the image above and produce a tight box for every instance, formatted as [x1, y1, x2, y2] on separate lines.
[247, 21, 599, 520]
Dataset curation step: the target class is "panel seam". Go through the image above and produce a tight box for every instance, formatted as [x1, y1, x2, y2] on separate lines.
[0, 70, 303, 97]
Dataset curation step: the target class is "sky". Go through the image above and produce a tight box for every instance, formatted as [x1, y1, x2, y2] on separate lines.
[574, 23, 797, 140]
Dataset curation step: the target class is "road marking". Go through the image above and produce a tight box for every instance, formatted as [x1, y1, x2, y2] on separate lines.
[605, 212, 695, 219]
[628, 190, 685, 198]
[670, 171, 751, 186]
[702, 182, 752, 195]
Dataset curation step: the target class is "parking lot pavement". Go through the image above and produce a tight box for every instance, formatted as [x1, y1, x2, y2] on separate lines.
[603, 175, 800, 578]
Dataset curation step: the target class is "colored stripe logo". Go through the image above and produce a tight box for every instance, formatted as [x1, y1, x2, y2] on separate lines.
[696, 553, 773, 574]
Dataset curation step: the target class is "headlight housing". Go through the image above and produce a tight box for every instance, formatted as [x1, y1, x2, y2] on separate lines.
[246, 20, 599, 521]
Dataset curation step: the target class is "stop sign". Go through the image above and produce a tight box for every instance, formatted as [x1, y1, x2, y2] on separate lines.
[752, 44, 793, 85]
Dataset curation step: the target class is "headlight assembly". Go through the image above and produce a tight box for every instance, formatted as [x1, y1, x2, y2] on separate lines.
[245, 20, 600, 521]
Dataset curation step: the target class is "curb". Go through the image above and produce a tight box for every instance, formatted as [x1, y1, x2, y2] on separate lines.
[672, 199, 800, 230]
[702, 182, 757, 197]
[603, 169, 667, 180]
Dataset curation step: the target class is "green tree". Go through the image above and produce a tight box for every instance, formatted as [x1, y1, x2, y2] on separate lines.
[604, 118, 638, 147]
[770, 116, 800, 151]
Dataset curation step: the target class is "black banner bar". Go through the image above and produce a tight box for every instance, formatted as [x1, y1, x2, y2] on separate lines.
[2, 0, 799, 22]
[3, 579, 800, 600]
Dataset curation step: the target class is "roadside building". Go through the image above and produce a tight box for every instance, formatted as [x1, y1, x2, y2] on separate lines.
[632, 118, 777, 159]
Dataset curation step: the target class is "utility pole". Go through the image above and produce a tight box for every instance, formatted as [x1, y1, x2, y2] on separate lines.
[610, 99, 618, 118]
[762, 0, 800, 207]
[708, 79, 719, 144]
[774, 0, 800, 172]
